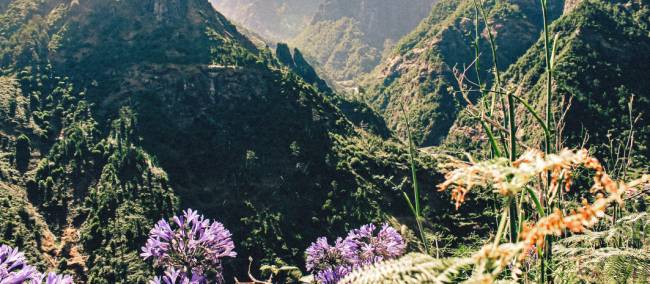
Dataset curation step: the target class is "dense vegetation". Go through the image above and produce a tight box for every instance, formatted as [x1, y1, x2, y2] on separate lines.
[0, 0, 488, 282]
[446, 0, 650, 167]
[362, 0, 565, 146]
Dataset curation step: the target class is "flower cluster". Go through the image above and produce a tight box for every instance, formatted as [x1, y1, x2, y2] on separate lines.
[150, 268, 206, 284]
[41, 272, 74, 284]
[438, 149, 606, 209]
[141, 209, 236, 284]
[0, 244, 74, 284]
[305, 223, 406, 284]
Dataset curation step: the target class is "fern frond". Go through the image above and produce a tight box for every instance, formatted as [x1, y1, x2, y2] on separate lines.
[553, 246, 650, 283]
[339, 253, 471, 284]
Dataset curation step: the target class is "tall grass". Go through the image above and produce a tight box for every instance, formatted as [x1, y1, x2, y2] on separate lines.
[400, 103, 431, 255]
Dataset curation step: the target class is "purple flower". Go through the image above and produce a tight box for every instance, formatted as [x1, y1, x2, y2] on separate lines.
[149, 268, 206, 284]
[314, 266, 351, 284]
[141, 209, 236, 283]
[40, 272, 74, 284]
[345, 223, 406, 265]
[305, 237, 355, 272]
[0, 244, 40, 284]
[0, 245, 74, 284]
[305, 223, 406, 283]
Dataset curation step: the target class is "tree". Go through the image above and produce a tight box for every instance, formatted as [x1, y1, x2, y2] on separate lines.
[15, 134, 31, 172]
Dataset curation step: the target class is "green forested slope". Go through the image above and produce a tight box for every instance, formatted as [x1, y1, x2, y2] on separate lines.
[446, 0, 650, 166]
[0, 0, 488, 282]
[362, 0, 565, 146]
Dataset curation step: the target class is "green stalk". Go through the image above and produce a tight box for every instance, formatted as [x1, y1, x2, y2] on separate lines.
[511, 94, 551, 144]
[401, 104, 431, 254]
[473, 3, 502, 160]
[541, 0, 553, 155]
[492, 198, 510, 249]
[481, 120, 502, 158]
[540, 0, 554, 281]
[475, 0, 518, 241]
[526, 187, 546, 217]
[474, 4, 483, 95]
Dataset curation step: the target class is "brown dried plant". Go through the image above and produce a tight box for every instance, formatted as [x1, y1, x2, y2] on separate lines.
[436, 149, 649, 282]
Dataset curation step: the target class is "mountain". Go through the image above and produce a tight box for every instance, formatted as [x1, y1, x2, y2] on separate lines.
[274, 43, 392, 138]
[0, 0, 488, 282]
[290, 0, 438, 83]
[445, 0, 650, 164]
[361, 0, 565, 146]
[209, 0, 322, 41]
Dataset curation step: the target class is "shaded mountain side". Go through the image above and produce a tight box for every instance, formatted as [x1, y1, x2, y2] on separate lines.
[290, 0, 438, 83]
[209, 0, 322, 41]
[445, 0, 650, 166]
[362, 0, 565, 146]
[274, 43, 391, 138]
[0, 0, 492, 282]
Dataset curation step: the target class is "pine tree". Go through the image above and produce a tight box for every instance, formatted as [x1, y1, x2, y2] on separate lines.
[15, 134, 31, 172]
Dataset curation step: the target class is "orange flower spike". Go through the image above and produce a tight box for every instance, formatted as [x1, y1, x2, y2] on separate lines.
[564, 172, 573, 192]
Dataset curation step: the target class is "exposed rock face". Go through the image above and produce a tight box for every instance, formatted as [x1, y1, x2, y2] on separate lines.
[153, 0, 183, 22]
[563, 0, 583, 14]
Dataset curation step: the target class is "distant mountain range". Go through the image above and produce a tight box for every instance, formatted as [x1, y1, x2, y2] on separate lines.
[209, 0, 322, 41]
[291, 0, 438, 83]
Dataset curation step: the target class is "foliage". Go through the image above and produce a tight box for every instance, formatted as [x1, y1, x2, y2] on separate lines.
[273, 43, 391, 138]
[343, 149, 649, 282]
[339, 253, 464, 284]
[553, 212, 650, 282]
[14, 133, 29, 172]
[0, 0, 646, 283]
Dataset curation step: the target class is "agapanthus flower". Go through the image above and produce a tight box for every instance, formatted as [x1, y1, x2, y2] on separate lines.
[344, 223, 406, 265]
[305, 223, 406, 284]
[141, 209, 236, 283]
[305, 237, 355, 284]
[40, 272, 74, 284]
[0, 244, 40, 284]
[149, 268, 205, 284]
[313, 266, 351, 284]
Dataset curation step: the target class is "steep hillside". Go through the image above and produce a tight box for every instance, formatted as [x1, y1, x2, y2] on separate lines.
[274, 43, 392, 138]
[290, 0, 438, 83]
[0, 0, 489, 282]
[362, 0, 565, 146]
[446, 0, 650, 165]
[209, 0, 322, 41]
